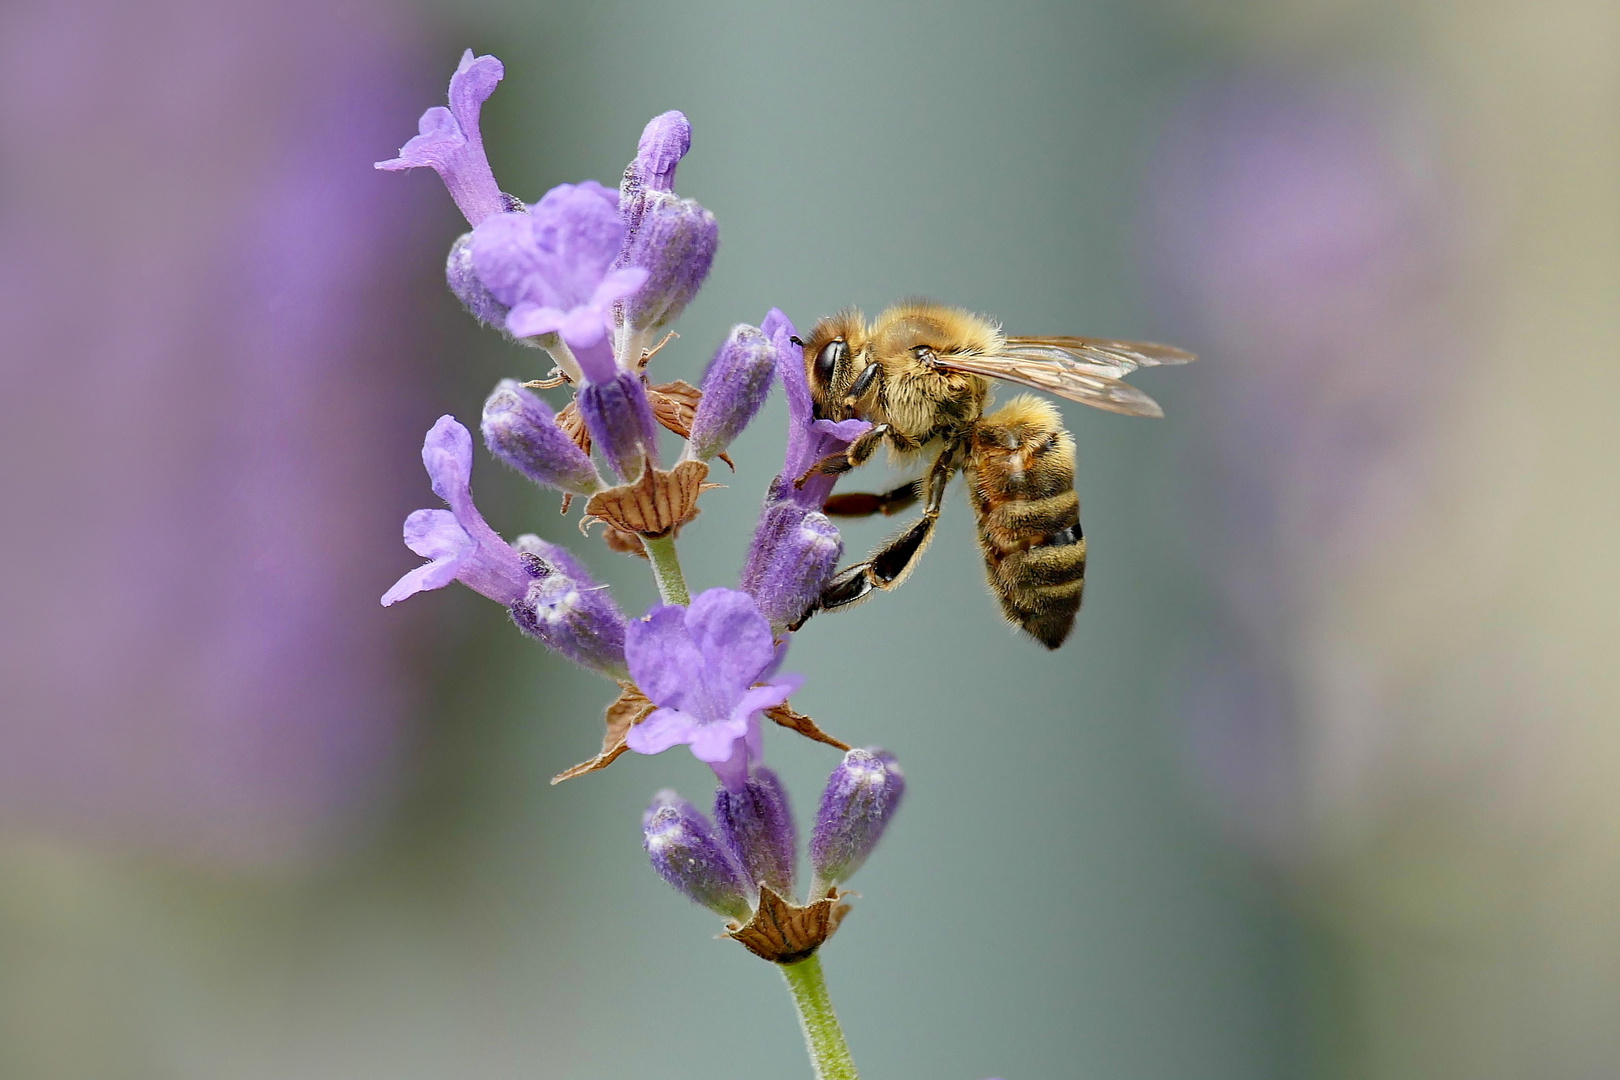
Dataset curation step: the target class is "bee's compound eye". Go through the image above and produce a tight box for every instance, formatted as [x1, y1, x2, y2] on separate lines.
[814, 339, 846, 387]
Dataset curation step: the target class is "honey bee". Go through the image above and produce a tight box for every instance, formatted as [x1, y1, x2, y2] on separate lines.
[791, 300, 1193, 648]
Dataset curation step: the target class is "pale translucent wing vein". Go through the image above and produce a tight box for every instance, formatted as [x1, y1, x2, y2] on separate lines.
[933, 352, 1168, 418]
[1006, 336, 1197, 374]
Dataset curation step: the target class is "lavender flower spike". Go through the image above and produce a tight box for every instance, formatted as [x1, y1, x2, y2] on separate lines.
[809, 749, 905, 890]
[482, 380, 602, 496]
[715, 766, 798, 898]
[740, 501, 842, 635]
[616, 112, 718, 348]
[382, 416, 530, 607]
[376, 50, 507, 227]
[685, 323, 775, 463]
[624, 589, 803, 791]
[508, 536, 628, 678]
[643, 790, 755, 922]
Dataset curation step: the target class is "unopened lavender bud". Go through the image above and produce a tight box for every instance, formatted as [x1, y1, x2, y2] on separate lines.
[686, 324, 774, 462]
[446, 232, 509, 329]
[714, 766, 798, 897]
[741, 502, 843, 633]
[633, 111, 691, 195]
[810, 749, 905, 888]
[618, 193, 718, 335]
[643, 790, 754, 922]
[508, 535, 628, 678]
[482, 380, 601, 495]
[577, 371, 661, 482]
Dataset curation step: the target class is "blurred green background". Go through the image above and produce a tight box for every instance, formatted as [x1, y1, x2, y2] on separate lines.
[1, 0, 1616, 1077]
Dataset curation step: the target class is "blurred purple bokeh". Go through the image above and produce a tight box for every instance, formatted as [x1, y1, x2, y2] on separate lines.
[0, 0, 445, 866]
[1145, 76, 1462, 857]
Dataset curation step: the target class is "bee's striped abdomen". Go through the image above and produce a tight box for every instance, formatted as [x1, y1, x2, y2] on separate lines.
[966, 396, 1085, 649]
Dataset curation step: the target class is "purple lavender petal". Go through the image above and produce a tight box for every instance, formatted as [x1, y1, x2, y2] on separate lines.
[375, 50, 506, 227]
[762, 309, 870, 508]
[470, 182, 624, 313]
[643, 790, 754, 921]
[684, 588, 781, 696]
[626, 707, 702, 755]
[381, 509, 473, 605]
[687, 716, 755, 765]
[618, 112, 691, 247]
[401, 416, 530, 606]
[735, 676, 802, 717]
[686, 323, 774, 462]
[705, 736, 753, 795]
[446, 232, 509, 329]
[624, 589, 802, 783]
[810, 748, 906, 887]
[740, 501, 844, 633]
[626, 606, 706, 714]
[577, 371, 660, 481]
[482, 380, 601, 495]
[591, 266, 651, 307]
[714, 765, 799, 897]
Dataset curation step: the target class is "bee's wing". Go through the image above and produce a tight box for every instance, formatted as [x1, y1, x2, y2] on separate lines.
[935, 337, 1194, 419]
[1006, 336, 1196, 377]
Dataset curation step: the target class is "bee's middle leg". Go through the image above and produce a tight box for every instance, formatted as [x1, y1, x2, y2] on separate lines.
[811, 509, 940, 618]
[821, 480, 921, 518]
[796, 454, 956, 625]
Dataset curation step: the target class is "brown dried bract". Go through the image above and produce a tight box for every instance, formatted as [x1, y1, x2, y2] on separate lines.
[584, 459, 716, 539]
[644, 380, 735, 470]
[725, 885, 852, 964]
[550, 683, 657, 784]
[555, 400, 592, 458]
[602, 525, 648, 557]
[646, 379, 701, 438]
[765, 703, 852, 751]
[599, 505, 706, 558]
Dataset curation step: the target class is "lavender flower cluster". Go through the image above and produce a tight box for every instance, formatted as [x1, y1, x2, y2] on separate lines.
[378, 52, 900, 955]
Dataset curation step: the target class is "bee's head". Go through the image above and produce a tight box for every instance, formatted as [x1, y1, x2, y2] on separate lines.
[801, 309, 873, 420]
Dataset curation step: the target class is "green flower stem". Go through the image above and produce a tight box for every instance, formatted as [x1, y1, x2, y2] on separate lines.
[779, 953, 859, 1080]
[642, 533, 690, 607]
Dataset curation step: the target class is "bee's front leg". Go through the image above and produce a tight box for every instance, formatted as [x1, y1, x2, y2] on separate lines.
[791, 424, 892, 489]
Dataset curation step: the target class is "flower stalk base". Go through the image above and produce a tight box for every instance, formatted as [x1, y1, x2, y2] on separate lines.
[780, 952, 859, 1080]
[642, 533, 690, 606]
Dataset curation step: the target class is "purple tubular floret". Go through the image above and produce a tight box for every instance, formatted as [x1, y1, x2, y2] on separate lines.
[482, 380, 601, 495]
[643, 790, 755, 921]
[714, 766, 799, 898]
[809, 748, 905, 886]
